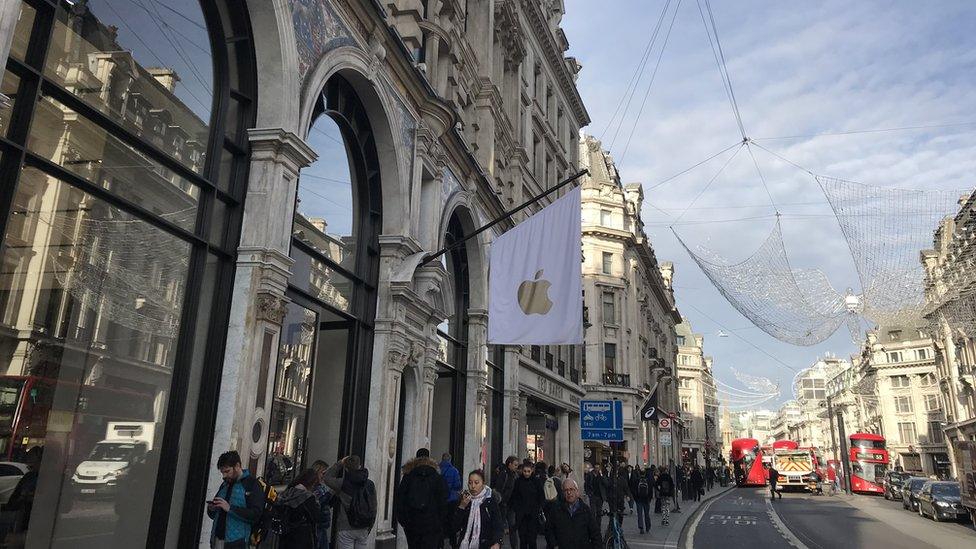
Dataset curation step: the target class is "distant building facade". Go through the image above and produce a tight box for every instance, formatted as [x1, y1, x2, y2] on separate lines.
[579, 135, 681, 468]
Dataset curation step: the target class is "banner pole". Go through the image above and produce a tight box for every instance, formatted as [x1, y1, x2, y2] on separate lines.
[417, 169, 589, 268]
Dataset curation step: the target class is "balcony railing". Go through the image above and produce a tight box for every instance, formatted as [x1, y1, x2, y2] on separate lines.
[603, 372, 631, 386]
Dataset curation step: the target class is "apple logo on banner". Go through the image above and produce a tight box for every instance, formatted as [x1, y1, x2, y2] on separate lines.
[517, 270, 553, 315]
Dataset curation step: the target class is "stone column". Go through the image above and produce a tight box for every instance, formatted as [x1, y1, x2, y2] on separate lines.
[202, 129, 315, 541]
[466, 308, 489, 473]
[558, 410, 570, 466]
[503, 348, 522, 458]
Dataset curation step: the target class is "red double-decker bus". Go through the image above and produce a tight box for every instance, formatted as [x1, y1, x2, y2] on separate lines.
[0, 375, 154, 462]
[773, 439, 799, 451]
[849, 432, 888, 494]
[731, 438, 767, 486]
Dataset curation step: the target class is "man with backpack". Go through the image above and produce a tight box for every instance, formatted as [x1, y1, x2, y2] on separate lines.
[395, 448, 449, 549]
[207, 451, 265, 549]
[633, 466, 652, 534]
[323, 456, 376, 549]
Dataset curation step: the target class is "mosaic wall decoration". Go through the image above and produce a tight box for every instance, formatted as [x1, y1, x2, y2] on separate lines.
[289, 0, 357, 82]
[442, 166, 463, 205]
[380, 77, 416, 184]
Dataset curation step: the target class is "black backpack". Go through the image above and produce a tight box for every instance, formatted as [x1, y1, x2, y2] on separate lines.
[637, 476, 650, 499]
[269, 500, 310, 537]
[345, 480, 377, 529]
[658, 477, 674, 497]
[404, 473, 435, 513]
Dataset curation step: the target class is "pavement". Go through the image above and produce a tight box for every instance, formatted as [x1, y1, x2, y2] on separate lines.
[618, 484, 736, 549]
[681, 485, 976, 549]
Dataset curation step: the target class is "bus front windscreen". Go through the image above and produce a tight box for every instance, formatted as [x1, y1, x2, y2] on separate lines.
[852, 461, 887, 483]
[852, 439, 885, 450]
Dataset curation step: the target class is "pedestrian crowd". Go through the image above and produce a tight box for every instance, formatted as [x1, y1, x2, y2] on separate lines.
[206, 448, 725, 549]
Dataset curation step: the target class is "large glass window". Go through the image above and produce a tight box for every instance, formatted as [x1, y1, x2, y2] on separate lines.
[268, 74, 383, 481]
[0, 1, 255, 545]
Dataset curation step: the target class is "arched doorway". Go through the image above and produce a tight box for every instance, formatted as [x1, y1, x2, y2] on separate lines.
[264, 73, 382, 478]
[0, 0, 256, 546]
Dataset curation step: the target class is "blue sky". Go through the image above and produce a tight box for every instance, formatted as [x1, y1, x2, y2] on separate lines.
[563, 0, 976, 407]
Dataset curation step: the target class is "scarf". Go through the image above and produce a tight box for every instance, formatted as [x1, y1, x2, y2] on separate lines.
[459, 488, 490, 549]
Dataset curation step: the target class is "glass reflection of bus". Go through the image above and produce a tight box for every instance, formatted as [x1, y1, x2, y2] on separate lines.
[0, 375, 154, 466]
[731, 438, 767, 487]
[849, 432, 888, 495]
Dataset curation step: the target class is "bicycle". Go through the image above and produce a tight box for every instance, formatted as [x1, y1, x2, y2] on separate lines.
[603, 509, 630, 549]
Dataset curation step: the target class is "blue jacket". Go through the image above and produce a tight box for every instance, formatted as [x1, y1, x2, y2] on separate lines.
[440, 460, 462, 503]
[208, 469, 264, 545]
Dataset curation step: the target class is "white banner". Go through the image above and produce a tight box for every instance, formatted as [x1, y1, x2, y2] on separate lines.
[488, 186, 582, 344]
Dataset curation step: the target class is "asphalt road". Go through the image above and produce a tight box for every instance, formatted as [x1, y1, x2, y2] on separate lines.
[684, 486, 976, 549]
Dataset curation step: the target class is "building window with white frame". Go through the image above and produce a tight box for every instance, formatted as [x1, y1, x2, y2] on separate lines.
[928, 421, 944, 443]
[604, 343, 617, 372]
[681, 396, 691, 412]
[894, 395, 914, 413]
[916, 348, 929, 361]
[602, 252, 613, 275]
[919, 372, 937, 387]
[601, 209, 612, 227]
[602, 291, 615, 325]
[887, 351, 903, 363]
[898, 422, 917, 444]
[924, 393, 941, 412]
[890, 375, 910, 388]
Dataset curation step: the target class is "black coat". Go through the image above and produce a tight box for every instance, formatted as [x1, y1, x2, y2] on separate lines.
[452, 491, 505, 549]
[276, 487, 322, 549]
[492, 467, 517, 506]
[691, 470, 704, 488]
[656, 472, 675, 498]
[395, 457, 449, 535]
[510, 475, 545, 518]
[544, 500, 601, 549]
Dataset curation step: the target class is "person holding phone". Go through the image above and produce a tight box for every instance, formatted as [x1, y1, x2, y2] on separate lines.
[453, 470, 503, 549]
[207, 451, 265, 549]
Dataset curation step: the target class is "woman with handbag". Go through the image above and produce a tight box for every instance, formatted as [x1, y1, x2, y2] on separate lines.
[453, 470, 504, 549]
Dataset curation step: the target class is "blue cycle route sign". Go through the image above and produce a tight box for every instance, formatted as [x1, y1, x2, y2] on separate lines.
[579, 400, 624, 442]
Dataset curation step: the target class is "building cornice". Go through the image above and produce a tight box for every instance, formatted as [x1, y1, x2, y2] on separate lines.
[520, 0, 590, 125]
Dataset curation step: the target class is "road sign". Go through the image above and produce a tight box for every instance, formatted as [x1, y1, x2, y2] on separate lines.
[660, 431, 672, 446]
[659, 418, 671, 430]
[580, 400, 624, 442]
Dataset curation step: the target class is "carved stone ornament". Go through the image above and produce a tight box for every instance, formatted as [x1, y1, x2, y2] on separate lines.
[256, 292, 288, 325]
[423, 364, 439, 385]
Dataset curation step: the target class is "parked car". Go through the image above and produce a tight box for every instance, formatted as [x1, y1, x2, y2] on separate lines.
[902, 477, 929, 512]
[0, 462, 28, 505]
[884, 471, 911, 501]
[918, 481, 969, 522]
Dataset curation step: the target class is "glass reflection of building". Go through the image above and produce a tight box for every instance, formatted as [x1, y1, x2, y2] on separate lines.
[0, 0, 251, 546]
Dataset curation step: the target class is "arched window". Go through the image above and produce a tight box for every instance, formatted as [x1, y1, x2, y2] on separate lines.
[0, 1, 254, 545]
[432, 213, 470, 465]
[266, 74, 382, 472]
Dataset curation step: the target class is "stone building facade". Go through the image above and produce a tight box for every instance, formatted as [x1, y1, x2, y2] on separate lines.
[578, 135, 681, 468]
[922, 193, 976, 478]
[676, 321, 718, 466]
[0, 1, 589, 547]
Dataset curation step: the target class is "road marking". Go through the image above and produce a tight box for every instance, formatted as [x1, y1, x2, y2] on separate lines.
[766, 499, 811, 549]
[683, 487, 736, 549]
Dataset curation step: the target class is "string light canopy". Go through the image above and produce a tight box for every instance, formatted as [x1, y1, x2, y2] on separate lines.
[676, 178, 967, 346]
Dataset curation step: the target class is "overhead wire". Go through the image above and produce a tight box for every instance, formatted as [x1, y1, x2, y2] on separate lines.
[607, 0, 675, 151]
[598, 0, 672, 140]
[695, 0, 745, 139]
[671, 143, 743, 224]
[618, 0, 684, 165]
[647, 141, 742, 191]
[753, 121, 976, 142]
[684, 302, 800, 373]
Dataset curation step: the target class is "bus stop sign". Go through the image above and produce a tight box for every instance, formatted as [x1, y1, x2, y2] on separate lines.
[580, 400, 624, 442]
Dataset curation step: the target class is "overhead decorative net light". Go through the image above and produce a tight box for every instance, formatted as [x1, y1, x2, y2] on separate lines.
[675, 218, 849, 346]
[816, 176, 964, 329]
